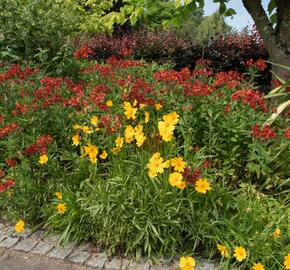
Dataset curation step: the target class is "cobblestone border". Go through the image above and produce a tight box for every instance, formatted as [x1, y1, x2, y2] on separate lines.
[0, 222, 223, 270]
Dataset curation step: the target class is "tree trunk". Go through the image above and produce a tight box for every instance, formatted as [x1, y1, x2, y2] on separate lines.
[242, 0, 290, 78]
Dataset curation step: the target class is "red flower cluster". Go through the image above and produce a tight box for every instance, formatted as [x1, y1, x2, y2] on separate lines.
[283, 128, 290, 139]
[183, 80, 215, 97]
[0, 65, 38, 83]
[0, 122, 20, 139]
[154, 68, 191, 84]
[251, 124, 277, 140]
[231, 89, 268, 112]
[119, 48, 133, 57]
[214, 71, 244, 89]
[5, 158, 17, 167]
[0, 178, 15, 193]
[74, 46, 95, 59]
[246, 58, 267, 71]
[23, 134, 53, 156]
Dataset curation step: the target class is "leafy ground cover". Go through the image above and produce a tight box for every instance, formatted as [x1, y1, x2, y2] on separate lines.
[0, 56, 289, 270]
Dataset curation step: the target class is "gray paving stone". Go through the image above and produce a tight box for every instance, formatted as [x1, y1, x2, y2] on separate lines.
[67, 249, 91, 264]
[12, 228, 32, 238]
[2, 226, 15, 236]
[105, 257, 122, 270]
[31, 240, 54, 255]
[47, 242, 76, 260]
[196, 260, 216, 270]
[127, 261, 150, 270]
[0, 235, 6, 243]
[30, 230, 45, 240]
[0, 236, 19, 248]
[121, 259, 131, 270]
[86, 253, 108, 269]
[0, 223, 4, 230]
[77, 242, 96, 251]
[13, 238, 38, 252]
[43, 234, 60, 245]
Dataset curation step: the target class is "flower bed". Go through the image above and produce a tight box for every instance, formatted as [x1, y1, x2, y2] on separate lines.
[0, 57, 289, 270]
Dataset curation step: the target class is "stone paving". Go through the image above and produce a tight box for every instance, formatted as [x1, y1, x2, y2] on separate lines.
[0, 222, 225, 270]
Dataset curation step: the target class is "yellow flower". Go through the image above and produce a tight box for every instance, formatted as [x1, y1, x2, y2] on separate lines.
[155, 103, 163, 110]
[162, 112, 179, 125]
[125, 125, 135, 143]
[57, 203, 66, 215]
[100, 150, 108, 159]
[134, 124, 146, 147]
[39, 154, 48, 165]
[106, 100, 113, 107]
[123, 101, 137, 120]
[111, 147, 121, 155]
[146, 152, 168, 178]
[83, 143, 98, 164]
[216, 244, 229, 258]
[72, 135, 80, 146]
[144, 111, 150, 123]
[140, 103, 146, 109]
[133, 99, 138, 107]
[55, 192, 62, 200]
[73, 124, 81, 130]
[81, 125, 93, 134]
[115, 137, 124, 149]
[180, 256, 196, 270]
[233, 246, 247, 262]
[170, 157, 186, 172]
[90, 116, 99, 126]
[195, 178, 212, 194]
[284, 253, 290, 269]
[273, 228, 281, 238]
[158, 121, 175, 141]
[252, 262, 265, 270]
[15, 219, 25, 233]
[169, 172, 186, 190]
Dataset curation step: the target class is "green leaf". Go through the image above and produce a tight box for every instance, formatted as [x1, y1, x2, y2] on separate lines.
[270, 13, 277, 24]
[219, 2, 226, 14]
[267, 0, 276, 14]
[224, 8, 236, 17]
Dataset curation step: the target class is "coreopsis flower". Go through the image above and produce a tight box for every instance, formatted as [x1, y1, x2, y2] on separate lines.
[169, 172, 186, 190]
[91, 116, 99, 126]
[73, 124, 81, 130]
[39, 154, 48, 165]
[57, 203, 66, 214]
[144, 111, 150, 123]
[15, 219, 25, 233]
[155, 103, 163, 110]
[216, 244, 229, 257]
[284, 253, 290, 269]
[81, 125, 93, 134]
[233, 246, 247, 262]
[146, 152, 168, 178]
[195, 178, 211, 194]
[83, 144, 98, 164]
[72, 135, 80, 146]
[115, 137, 124, 149]
[158, 112, 179, 142]
[133, 99, 138, 107]
[273, 228, 281, 238]
[180, 256, 196, 270]
[134, 124, 146, 147]
[170, 157, 186, 172]
[125, 125, 135, 143]
[123, 101, 137, 120]
[55, 192, 62, 200]
[252, 262, 265, 270]
[111, 147, 121, 155]
[100, 150, 108, 159]
[106, 100, 113, 107]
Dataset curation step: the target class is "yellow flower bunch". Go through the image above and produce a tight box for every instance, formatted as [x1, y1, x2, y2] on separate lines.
[146, 152, 169, 178]
[73, 124, 93, 134]
[170, 157, 186, 172]
[123, 101, 137, 120]
[57, 203, 66, 214]
[195, 178, 211, 194]
[15, 219, 25, 233]
[39, 154, 48, 165]
[55, 192, 62, 200]
[158, 112, 179, 142]
[82, 143, 98, 163]
[125, 125, 135, 143]
[233, 246, 247, 262]
[90, 116, 98, 126]
[72, 134, 80, 146]
[216, 244, 229, 257]
[169, 172, 186, 190]
[180, 256, 196, 270]
[134, 124, 146, 147]
[112, 137, 124, 155]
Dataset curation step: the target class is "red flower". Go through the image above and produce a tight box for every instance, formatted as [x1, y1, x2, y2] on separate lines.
[0, 178, 15, 193]
[255, 59, 267, 72]
[5, 158, 17, 167]
[0, 169, 5, 179]
[283, 128, 290, 139]
[225, 103, 231, 113]
[251, 124, 277, 140]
